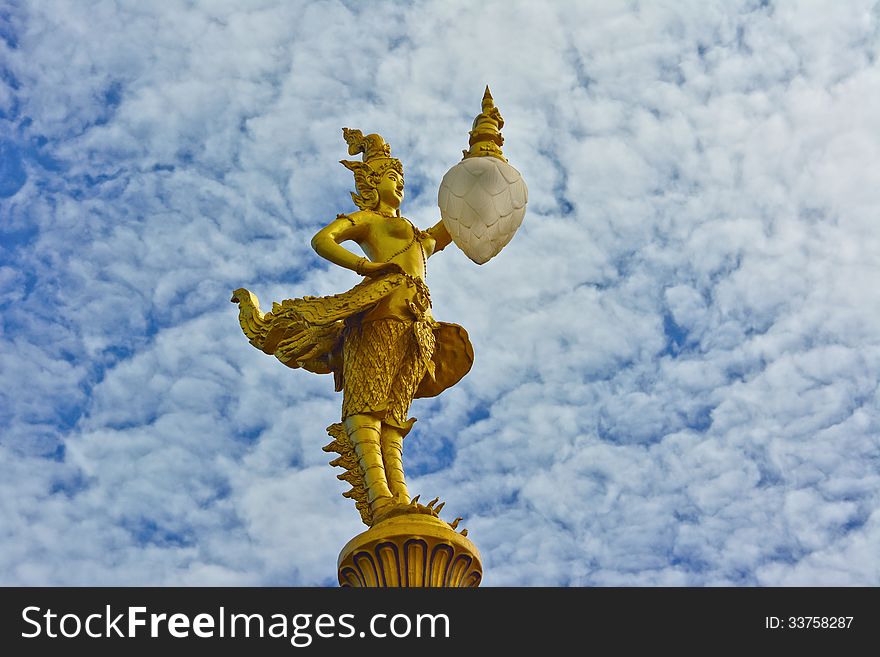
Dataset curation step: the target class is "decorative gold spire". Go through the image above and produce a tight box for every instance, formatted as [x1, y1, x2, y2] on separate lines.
[462, 86, 507, 162]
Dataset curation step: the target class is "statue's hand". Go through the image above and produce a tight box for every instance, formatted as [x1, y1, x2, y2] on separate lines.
[359, 260, 404, 277]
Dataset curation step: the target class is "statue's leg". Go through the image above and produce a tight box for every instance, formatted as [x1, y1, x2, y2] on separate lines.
[380, 423, 410, 504]
[344, 414, 393, 516]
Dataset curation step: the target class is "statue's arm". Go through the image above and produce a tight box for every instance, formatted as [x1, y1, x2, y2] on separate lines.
[311, 215, 371, 273]
[427, 219, 453, 254]
[311, 214, 400, 276]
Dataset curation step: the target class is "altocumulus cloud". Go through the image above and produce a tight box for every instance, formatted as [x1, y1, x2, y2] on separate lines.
[1, 0, 879, 585]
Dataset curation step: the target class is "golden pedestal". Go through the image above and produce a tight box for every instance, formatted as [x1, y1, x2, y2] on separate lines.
[338, 514, 482, 587]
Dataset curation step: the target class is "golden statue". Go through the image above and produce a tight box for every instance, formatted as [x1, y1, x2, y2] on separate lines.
[232, 88, 527, 587]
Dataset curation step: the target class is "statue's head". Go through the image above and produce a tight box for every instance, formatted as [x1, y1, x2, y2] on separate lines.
[340, 128, 404, 214]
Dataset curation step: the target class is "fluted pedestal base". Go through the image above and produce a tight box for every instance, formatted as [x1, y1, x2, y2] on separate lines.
[338, 514, 482, 587]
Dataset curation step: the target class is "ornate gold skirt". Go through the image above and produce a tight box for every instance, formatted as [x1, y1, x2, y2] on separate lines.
[341, 317, 436, 429]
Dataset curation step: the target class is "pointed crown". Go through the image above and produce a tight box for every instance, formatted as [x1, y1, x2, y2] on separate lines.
[340, 128, 403, 211]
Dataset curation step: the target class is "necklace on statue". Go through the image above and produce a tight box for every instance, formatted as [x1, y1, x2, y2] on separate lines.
[385, 218, 427, 278]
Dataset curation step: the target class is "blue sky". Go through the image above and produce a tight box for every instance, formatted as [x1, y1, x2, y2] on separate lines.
[1, 0, 879, 585]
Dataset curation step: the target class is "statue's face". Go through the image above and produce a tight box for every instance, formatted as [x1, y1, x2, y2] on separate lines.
[376, 168, 404, 209]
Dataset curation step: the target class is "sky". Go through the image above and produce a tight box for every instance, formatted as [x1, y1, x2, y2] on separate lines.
[1, 0, 879, 586]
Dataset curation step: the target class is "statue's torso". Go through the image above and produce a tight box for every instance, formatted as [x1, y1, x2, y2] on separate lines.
[353, 212, 436, 323]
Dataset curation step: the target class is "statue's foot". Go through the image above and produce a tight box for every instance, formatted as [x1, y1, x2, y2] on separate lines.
[371, 497, 412, 524]
[407, 495, 444, 517]
[370, 493, 455, 524]
[369, 495, 395, 522]
[371, 494, 468, 536]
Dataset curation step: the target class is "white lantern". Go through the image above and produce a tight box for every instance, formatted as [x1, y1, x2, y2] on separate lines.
[438, 156, 527, 265]
[438, 87, 528, 265]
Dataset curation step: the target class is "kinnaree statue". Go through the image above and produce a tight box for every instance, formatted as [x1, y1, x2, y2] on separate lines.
[232, 88, 527, 587]
[233, 128, 474, 526]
